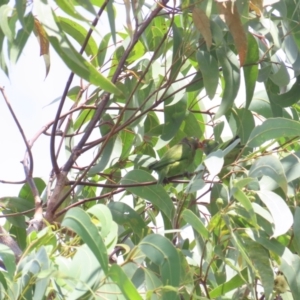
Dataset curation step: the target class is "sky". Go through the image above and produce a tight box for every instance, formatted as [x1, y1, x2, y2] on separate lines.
[0, 32, 70, 196]
[0, 2, 116, 197]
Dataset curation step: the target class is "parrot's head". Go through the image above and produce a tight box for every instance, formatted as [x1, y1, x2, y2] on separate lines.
[199, 139, 218, 155]
[181, 137, 202, 150]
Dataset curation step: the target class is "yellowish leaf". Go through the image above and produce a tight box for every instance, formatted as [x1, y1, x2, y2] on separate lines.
[192, 7, 212, 50]
[218, 2, 247, 66]
[34, 18, 50, 78]
[249, 0, 263, 16]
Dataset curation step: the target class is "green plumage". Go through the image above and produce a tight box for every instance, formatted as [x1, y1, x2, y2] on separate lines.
[149, 137, 200, 184]
[201, 136, 242, 166]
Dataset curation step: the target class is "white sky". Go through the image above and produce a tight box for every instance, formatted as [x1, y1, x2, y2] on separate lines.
[0, 2, 119, 197]
[0, 33, 70, 196]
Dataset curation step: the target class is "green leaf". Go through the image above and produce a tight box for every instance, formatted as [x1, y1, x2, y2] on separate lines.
[0, 5, 14, 41]
[280, 252, 300, 298]
[196, 50, 219, 99]
[18, 177, 46, 202]
[269, 62, 290, 87]
[32, 247, 50, 300]
[121, 170, 175, 220]
[247, 118, 300, 147]
[34, 2, 122, 96]
[109, 264, 143, 300]
[10, 13, 34, 64]
[181, 209, 209, 239]
[139, 234, 180, 292]
[169, 24, 183, 81]
[73, 0, 96, 15]
[66, 244, 104, 299]
[209, 268, 248, 298]
[0, 31, 9, 76]
[106, 0, 116, 44]
[144, 268, 163, 293]
[56, 0, 88, 21]
[97, 32, 111, 66]
[232, 188, 257, 226]
[86, 203, 114, 238]
[249, 155, 288, 195]
[16, 0, 26, 26]
[256, 190, 293, 238]
[186, 71, 204, 92]
[293, 207, 300, 254]
[162, 98, 187, 141]
[267, 75, 300, 107]
[231, 108, 255, 144]
[61, 207, 109, 274]
[58, 17, 98, 66]
[0, 244, 15, 280]
[246, 229, 300, 298]
[109, 202, 148, 240]
[215, 47, 240, 119]
[0, 197, 34, 214]
[244, 239, 274, 299]
[244, 33, 259, 108]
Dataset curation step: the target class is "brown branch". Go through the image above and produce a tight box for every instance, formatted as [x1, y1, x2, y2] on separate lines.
[46, 2, 169, 221]
[54, 188, 126, 218]
[0, 86, 44, 231]
[0, 86, 34, 177]
[49, 3, 109, 175]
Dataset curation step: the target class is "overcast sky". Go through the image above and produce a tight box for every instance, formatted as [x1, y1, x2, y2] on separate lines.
[0, 2, 119, 197]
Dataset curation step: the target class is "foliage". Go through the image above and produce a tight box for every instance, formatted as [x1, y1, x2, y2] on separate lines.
[0, 0, 300, 299]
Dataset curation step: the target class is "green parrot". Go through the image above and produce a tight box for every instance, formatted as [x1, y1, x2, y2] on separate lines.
[200, 136, 242, 166]
[148, 137, 200, 184]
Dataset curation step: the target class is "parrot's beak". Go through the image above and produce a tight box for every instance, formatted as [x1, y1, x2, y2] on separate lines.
[198, 141, 205, 149]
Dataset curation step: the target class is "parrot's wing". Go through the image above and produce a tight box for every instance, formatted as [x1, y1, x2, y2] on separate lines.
[149, 143, 191, 170]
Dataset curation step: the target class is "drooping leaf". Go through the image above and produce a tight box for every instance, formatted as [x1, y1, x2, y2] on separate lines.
[247, 118, 300, 147]
[58, 17, 98, 66]
[0, 244, 16, 280]
[244, 239, 274, 299]
[246, 229, 300, 298]
[256, 190, 293, 238]
[120, 170, 175, 220]
[293, 207, 300, 254]
[267, 75, 300, 107]
[109, 202, 148, 240]
[244, 34, 259, 108]
[231, 108, 255, 144]
[161, 98, 187, 141]
[10, 13, 34, 64]
[233, 187, 257, 226]
[217, 1, 248, 66]
[106, 0, 116, 45]
[56, 0, 88, 21]
[181, 209, 209, 239]
[0, 5, 14, 41]
[62, 207, 109, 274]
[269, 62, 290, 87]
[34, 2, 122, 95]
[249, 155, 288, 194]
[109, 264, 143, 300]
[139, 234, 181, 298]
[169, 24, 183, 81]
[215, 47, 240, 119]
[33, 18, 50, 78]
[196, 50, 219, 99]
[192, 7, 212, 50]
[209, 268, 248, 298]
